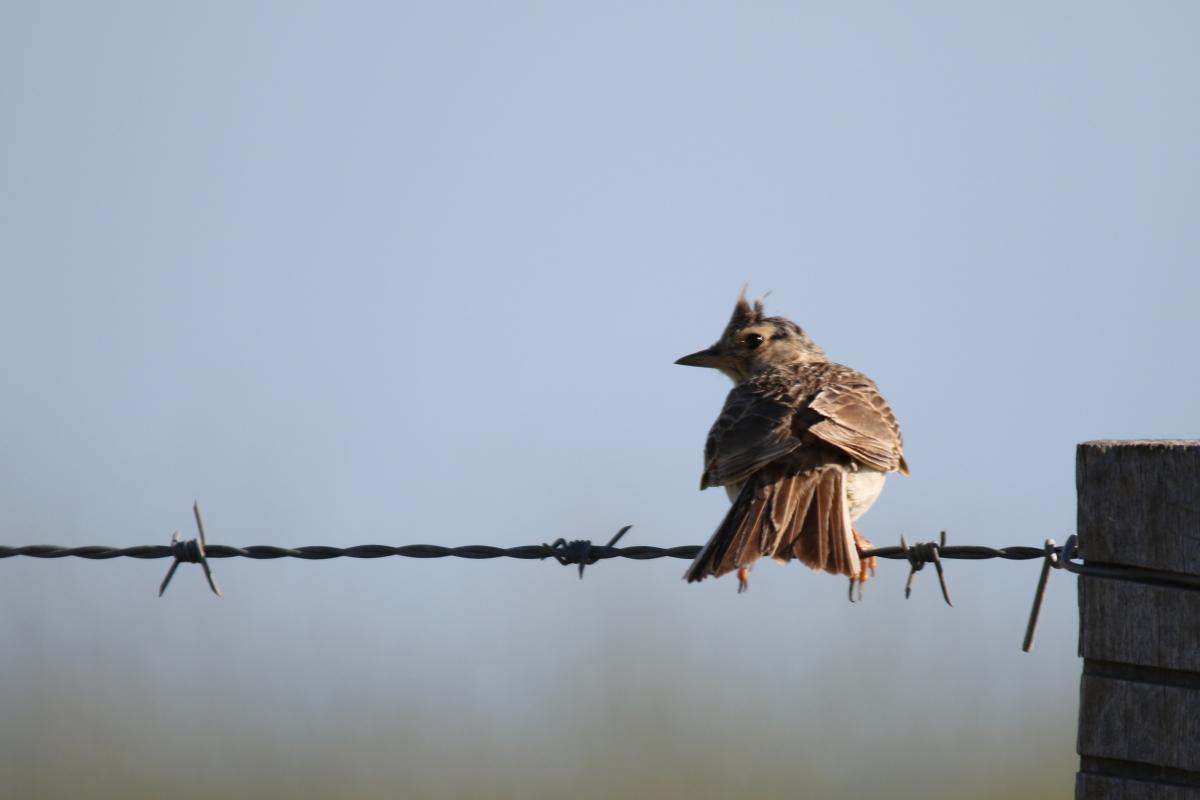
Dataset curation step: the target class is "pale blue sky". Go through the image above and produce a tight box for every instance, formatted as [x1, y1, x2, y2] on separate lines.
[2, 3, 1197, 797]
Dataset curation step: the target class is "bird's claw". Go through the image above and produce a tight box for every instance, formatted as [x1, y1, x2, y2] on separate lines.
[737, 566, 750, 594]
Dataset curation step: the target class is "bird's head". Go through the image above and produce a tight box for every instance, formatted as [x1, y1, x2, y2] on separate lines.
[675, 288, 827, 382]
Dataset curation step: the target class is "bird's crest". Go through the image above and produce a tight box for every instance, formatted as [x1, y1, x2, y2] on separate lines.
[729, 285, 769, 330]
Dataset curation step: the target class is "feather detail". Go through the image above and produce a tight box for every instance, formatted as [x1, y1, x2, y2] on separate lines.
[808, 378, 907, 474]
[684, 465, 861, 583]
[699, 362, 907, 492]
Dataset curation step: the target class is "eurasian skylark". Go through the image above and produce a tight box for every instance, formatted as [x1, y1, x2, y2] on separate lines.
[677, 290, 908, 593]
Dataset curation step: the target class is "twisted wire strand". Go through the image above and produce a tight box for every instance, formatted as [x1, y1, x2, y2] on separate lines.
[0, 543, 703, 561]
[0, 542, 1045, 562]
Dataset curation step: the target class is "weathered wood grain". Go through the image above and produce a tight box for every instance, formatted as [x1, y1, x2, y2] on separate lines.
[1075, 441, 1200, 799]
[1078, 576, 1200, 672]
[1077, 774, 1200, 800]
[1077, 441, 1200, 575]
[1078, 675, 1200, 772]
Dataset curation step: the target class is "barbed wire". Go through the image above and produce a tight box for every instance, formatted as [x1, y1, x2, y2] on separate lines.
[0, 541, 1055, 564]
[5, 502, 1200, 653]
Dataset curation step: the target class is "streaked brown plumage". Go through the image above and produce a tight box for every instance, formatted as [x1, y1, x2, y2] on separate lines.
[677, 290, 908, 593]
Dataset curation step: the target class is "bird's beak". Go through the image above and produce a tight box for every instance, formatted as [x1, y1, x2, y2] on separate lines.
[674, 345, 730, 369]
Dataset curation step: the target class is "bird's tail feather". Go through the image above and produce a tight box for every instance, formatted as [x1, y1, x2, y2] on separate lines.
[684, 466, 861, 583]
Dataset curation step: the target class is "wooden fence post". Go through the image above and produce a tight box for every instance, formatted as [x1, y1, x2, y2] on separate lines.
[1075, 440, 1200, 799]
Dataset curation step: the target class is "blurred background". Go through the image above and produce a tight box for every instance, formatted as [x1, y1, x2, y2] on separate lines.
[2, 3, 1197, 798]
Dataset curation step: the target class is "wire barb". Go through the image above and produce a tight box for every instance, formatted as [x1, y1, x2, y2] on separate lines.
[898, 531, 953, 606]
[543, 525, 632, 578]
[159, 502, 222, 598]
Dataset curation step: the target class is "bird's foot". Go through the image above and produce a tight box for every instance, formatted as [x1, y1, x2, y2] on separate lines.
[737, 566, 750, 594]
[849, 529, 877, 602]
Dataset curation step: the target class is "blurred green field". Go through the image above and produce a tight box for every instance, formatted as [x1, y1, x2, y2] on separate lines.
[0, 563, 1078, 800]
[1, 679, 1072, 800]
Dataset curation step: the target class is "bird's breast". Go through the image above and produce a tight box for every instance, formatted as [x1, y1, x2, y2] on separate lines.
[845, 469, 887, 521]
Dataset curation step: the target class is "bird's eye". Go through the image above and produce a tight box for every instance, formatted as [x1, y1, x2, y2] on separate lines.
[744, 333, 764, 350]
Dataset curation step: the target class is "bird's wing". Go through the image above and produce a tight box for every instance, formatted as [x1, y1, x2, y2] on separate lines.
[701, 365, 908, 489]
[808, 370, 909, 474]
[700, 384, 803, 489]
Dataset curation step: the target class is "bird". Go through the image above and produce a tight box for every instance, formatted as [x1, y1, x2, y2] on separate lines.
[676, 289, 908, 595]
